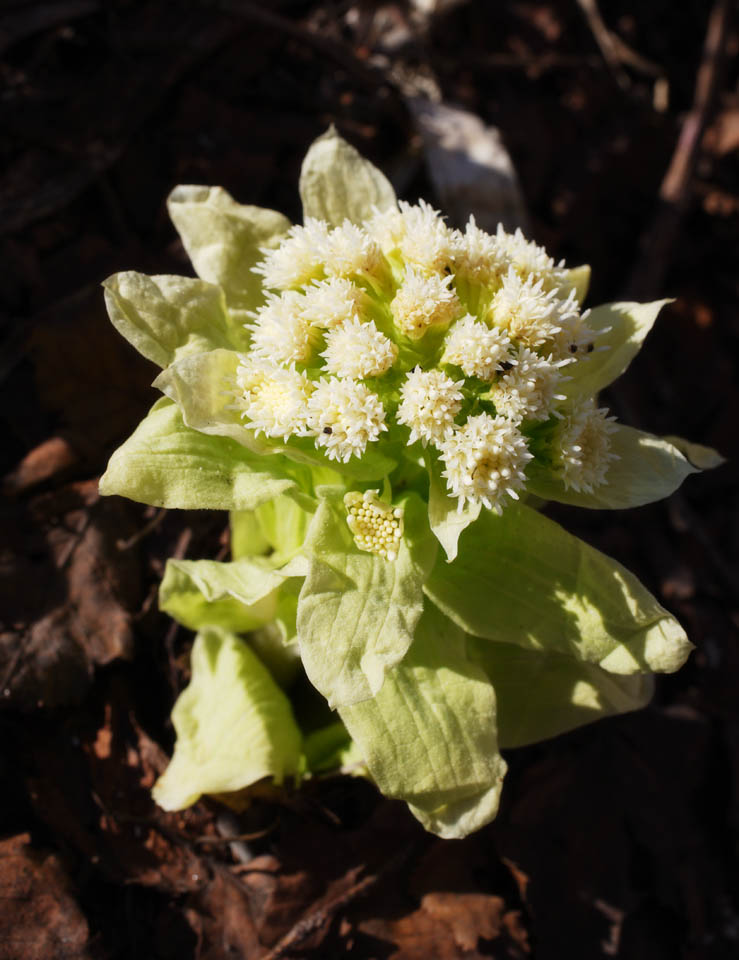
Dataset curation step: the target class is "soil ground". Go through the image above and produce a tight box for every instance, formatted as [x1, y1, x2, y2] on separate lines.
[1, 2, 738, 958]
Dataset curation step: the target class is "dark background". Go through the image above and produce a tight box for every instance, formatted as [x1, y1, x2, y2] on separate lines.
[1, 2, 737, 957]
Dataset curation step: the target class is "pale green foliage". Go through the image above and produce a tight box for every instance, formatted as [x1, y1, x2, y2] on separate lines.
[469, 639, 654, 749]
[297, 490, 437, 707]
[152, 627, 302, 810]
[167, 185, 291, 315]
[338, 603, 506, 838]
[99, 399, 297, 510]
[100, 128, 723, 839]
[103, 272, 245, 368]
[424, 502, 692, 674]
[299, 125, 397, 227]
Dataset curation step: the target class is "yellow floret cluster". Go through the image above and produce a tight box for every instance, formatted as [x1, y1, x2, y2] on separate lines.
[237, 202, 616, 526]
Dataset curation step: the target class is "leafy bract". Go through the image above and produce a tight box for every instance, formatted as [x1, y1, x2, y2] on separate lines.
[167, 185, 291, 315]
[102, 272, 246, 368]
[296, 489, 437, 708]
[565, 300, 671, 399]
[99, 398, 296, 511]
[426, 449, 481, 562]
[528, 426, 713, 509]
[424, 501, 692, 675]
[468, 637, 653, 749]
[154, 348, 398, 484]
[159, 554, 308, 633]
[152, 626, 302, 810]
[299, 126, 397, 228]
[251, 495, 313, 565]
[338, 602, 506, 839]
[562, 264, 591, 305]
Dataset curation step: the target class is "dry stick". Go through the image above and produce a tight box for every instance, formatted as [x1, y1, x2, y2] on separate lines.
[575, 0, 631, 89]
[625, 0, 732, 301]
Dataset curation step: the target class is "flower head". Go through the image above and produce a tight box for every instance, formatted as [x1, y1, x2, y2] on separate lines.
[236, 358, 312, 440]
[396, 368, 464, 445]
[390, 267, 461, 340]
[442, 314, 512, 380]
[307, 377, 387, 462]
[345, 490, 404, 561]
[321, 317, 397, 379]
[438, 413, 533, 512]
[553, 399, 619, 491]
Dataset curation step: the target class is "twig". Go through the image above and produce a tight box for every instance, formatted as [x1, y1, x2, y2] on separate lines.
[575, 0, 631, 89]
[625, 0, 732, 300]
[260, 845, 414, 960]
[116, 508, 166, 551]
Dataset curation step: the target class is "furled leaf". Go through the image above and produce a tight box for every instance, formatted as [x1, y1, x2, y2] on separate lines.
[167, 185, 291, 314]
[252, 494, 313, 565]
[468, 637, 653, 749]
[153, 627, 302, 810]
[566, 300, 671, 398]
[426, 449, 481, 562]
[230, 510, 271, 560]
[102, 272, 246, 368]
[159, 554, 307, 632]
[424, 502, 692, 675]
[299, 126, 397, 228]
[154, 348, 397, 483]
[338, 602, 506, 839]
[528, 425, 717, 509]
[302, 722, 364, 773]
[297, 489, 437, 708]
[99, 398, 296, 510]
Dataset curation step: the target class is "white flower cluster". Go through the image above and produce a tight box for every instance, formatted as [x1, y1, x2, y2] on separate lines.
[237, 201, 613, 527]
[345, 490, 404, 561]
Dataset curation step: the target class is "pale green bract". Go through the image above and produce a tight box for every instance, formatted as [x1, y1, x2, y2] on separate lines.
[100, 128, 722, 838]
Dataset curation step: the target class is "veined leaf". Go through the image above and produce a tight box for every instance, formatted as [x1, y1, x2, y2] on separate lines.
[338, 602, 506, 839]
[424, 501, 692, 675]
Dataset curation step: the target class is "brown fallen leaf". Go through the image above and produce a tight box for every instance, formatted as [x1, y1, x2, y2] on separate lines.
[0, 479, 142, 709]
[0, 834, 92, 960]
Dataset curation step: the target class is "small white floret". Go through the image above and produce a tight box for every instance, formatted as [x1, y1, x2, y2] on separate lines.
[300, 277, 367, 329]
[236, 358, 312, 440]
[396, 368, 464, 446]
[494, 224, 567, 291]
[321, 317, 397, 379]
[307, 377, 387, 462]
[322, 220, 384, 281]
[390, 266, 461, 340]
[365, 204, 406, 253]
[442, 314, 512, 380]
[254, 218, 329, 290]
[345, 490, 404, 561]
[248, 291, 320, 365]
[451, 215, 510, 286]
[553, 399, 619, 492]
[397, 199, 454, 274]
[489, 268, 564, 349]
[490, 346, 564, 423]
[438, 413, 532, 512]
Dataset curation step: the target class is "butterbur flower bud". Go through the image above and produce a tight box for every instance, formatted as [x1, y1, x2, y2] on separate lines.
[101, 127, 721, 843]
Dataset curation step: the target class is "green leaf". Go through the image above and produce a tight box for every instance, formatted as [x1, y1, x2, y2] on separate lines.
[468, 637, 653, 749]
[566, 300, 671, 398]
[296, 489, 437, 708]
[562, 264, 591, 305]
[152, 626, 302, 810]
[338, 603, 506, 839]
[230, 510, 271, 559]
[424, 501, 692, 675]
[302, 722, 363, 773]
[102, 272, 246, 368]
[426, 449, 481, 562]
[252, 495, 313, 565]
[661, 435, 726, 471]
[528, 425, 714, 509]
[159, 554, 308, 632]
[167, 185, 291, 314]
[155, 348, 397, 483]
[99, 398, 297, 511]
[299, 126, 397, 228]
